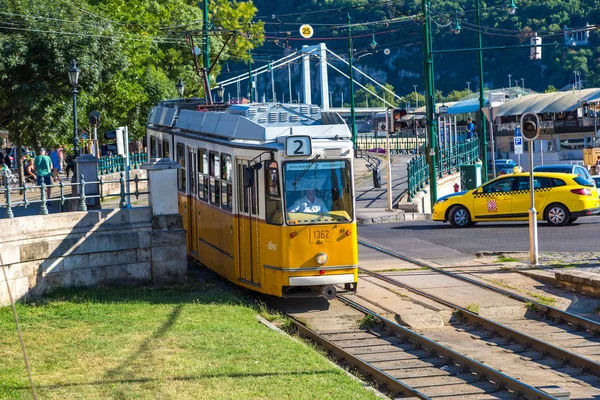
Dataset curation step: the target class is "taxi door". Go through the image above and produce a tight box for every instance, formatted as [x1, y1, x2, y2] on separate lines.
[472, 177, 516, 220]
[511, 176, 552, 218]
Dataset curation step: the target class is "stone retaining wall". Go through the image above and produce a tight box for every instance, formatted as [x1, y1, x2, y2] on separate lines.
[0, 207, 186, 305]
[555, 270, 600, 297]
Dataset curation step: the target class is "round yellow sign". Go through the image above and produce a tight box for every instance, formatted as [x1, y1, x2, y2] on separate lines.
[299, 24, 314, 39]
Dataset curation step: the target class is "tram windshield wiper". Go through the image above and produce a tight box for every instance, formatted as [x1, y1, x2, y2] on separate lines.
[292, 154, 321, 187]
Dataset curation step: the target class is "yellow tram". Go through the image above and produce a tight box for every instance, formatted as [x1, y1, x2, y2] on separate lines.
[147, 101, 358, 298]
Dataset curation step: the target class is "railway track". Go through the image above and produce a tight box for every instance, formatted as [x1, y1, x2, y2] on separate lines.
[292, 296, 557, 400]
[357, 240, 600, 376]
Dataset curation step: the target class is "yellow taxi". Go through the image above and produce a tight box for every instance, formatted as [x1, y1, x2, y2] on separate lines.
[432, 172, 600, 227]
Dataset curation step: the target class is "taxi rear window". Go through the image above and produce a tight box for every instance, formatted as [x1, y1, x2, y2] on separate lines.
[573, 176, 594, 187]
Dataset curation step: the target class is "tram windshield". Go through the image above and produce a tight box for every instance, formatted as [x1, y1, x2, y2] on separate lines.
[284, 160, 353, 224]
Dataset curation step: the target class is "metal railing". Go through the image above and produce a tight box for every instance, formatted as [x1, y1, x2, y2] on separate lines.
[0, 172, 148, 218]
[97, 152, 147, 175]
[356, 135, 426, 154]
[407, 139, 479, 201]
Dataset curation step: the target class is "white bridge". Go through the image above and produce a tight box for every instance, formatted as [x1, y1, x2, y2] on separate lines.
[216, 43, 395, 115]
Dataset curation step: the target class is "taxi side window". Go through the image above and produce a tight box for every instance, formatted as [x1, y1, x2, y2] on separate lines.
[517, 177, 552, 190]
[482, 178, 515, 193]
[550, 178, 566, 187]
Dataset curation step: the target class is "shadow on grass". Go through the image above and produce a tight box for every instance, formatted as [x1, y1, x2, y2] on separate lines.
[36, 280, 248, 307]
[6, 370, 340, 391]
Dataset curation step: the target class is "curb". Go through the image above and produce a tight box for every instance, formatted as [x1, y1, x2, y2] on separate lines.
[357, 211, 432, 225]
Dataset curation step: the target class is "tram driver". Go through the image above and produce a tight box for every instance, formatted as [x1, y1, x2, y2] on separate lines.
[288, 189, 329, 213]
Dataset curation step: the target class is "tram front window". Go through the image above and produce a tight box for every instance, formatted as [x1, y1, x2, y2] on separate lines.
[284, 160, 353, 224]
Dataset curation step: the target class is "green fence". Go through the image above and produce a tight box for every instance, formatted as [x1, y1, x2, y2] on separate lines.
[98, 152, 147, 175]
[407, 140, 479, 201]
[356, 135, 426, 154]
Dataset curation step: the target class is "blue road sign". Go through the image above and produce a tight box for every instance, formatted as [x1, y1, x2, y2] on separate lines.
[514, 136, 523, 146]
[515, 127, 521, 137]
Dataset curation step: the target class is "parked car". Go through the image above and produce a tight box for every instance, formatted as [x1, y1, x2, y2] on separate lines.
[488, 159, 519, 178]
[592, 175, 600, 195]
[432, 172, 600, 227]
[533, 164, 593, 184]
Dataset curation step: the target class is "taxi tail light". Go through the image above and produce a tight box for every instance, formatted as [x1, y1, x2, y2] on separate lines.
[570, 188, 592, 196]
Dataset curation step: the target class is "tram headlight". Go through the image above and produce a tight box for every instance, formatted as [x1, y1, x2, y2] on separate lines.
[315, 252, 329, 265]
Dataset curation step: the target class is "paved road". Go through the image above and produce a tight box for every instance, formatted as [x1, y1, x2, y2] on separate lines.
[359, 215, 600, 256]
[354, 153, 412, 209]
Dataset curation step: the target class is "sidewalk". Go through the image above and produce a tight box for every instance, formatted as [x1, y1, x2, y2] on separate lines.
[353, 153, 430, 224]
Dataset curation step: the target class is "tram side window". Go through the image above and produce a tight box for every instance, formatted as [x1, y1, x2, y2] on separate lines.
[265, 161, 282, 225]
[177, 143, 186, 193]
[220, 154, 233, 211]
[188, 147, 196, 196]
[163, 139, 170, 159]
[238, 163, 249, 213]
[197, 149, 208, 201]
[157, 139, 163, 158]
[150, 136, 157, 158]
[209, 151, 221, 206]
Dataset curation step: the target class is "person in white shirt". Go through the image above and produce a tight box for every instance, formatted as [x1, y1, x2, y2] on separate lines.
[288, 189, 328, 213]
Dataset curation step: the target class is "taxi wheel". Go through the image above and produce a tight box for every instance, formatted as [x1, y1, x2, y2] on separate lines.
[449, 206, 472, 228]
[545, 203, 570, 226]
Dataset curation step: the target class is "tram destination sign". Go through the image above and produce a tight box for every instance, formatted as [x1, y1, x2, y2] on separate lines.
[285, 136, 312, 157]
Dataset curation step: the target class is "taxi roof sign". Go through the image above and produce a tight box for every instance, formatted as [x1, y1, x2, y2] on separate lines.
[299, 24, 314, 38]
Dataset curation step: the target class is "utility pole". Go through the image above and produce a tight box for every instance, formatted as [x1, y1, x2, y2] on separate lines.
[476, 0, 489, 181]
[348, 13, 357, 148]
[247, 50, 253, 102]
[423, 0, 438, 206]
[508, 74, 512, 88]
[467, 82, 471, 98]
[203, 0, 210, 88]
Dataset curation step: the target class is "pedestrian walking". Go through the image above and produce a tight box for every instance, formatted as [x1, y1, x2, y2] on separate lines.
[466, 117, 475, 141]
[34, 148, 53, 200]
[50, 148, 61, 182]
[65, 153, 75, 179]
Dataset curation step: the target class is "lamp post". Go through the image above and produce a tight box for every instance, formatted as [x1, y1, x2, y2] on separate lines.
[176, 78, 185, 99]
[68, 60, 81, 158]
[347, 13, 357, 148]
[422, 0, 437, 207]
[413, 85, 418, 108]
[508, 73, 512, 88]
[475, 0, 489, 182]
[216, 85, 224, 102]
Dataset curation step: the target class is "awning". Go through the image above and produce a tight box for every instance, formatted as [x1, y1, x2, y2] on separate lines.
[496, 88, 600, 116]
[446, 98, 487, 115]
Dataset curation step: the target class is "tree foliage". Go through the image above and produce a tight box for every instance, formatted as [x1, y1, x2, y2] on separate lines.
[0, 0, 264, 149]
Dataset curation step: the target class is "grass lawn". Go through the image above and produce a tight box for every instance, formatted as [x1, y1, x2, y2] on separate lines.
[0, 283, 380, 400]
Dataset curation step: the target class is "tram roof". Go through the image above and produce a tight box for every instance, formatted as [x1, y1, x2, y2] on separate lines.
[148, 102, 352, 143]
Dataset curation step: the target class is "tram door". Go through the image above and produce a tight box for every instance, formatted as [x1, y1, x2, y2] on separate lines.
[187, 146, 198, 255]
[236, 159, 260, 286]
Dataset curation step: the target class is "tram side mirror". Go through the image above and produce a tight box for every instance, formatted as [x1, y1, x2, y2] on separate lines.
[373, 168, 382, 188]
[243, 166, 254, 188]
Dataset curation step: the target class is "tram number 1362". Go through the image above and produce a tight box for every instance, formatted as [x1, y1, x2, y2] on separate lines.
[310, 228, 331, 243]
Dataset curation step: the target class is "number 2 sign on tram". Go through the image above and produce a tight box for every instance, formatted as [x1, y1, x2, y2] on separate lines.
[286, 135, 312, 157]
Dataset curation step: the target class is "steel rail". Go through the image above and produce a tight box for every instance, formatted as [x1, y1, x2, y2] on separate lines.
[359, 266, 600, 376]
[291, 320, 430, 399]
[358, 239, 600, 334]
[337, 296, 556, 400]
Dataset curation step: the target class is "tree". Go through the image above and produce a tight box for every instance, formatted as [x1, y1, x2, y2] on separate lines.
[0, 0, 264, 154]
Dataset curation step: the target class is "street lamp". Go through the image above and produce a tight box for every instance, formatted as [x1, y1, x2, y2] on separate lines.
[216, 85, 224, 102]
[507, 0, 517, 14]
[413, 85, 418, 108]
[176, 78, 185, 99]
[68, 60, 81, 158]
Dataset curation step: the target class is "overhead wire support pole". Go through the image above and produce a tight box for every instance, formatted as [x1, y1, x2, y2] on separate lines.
[347, 13, 357, 149]
[203, 0, 210, 88]
[476, 0, 488, 182]
[247, 50, 253, 102]
[423, 0, 437, 207]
